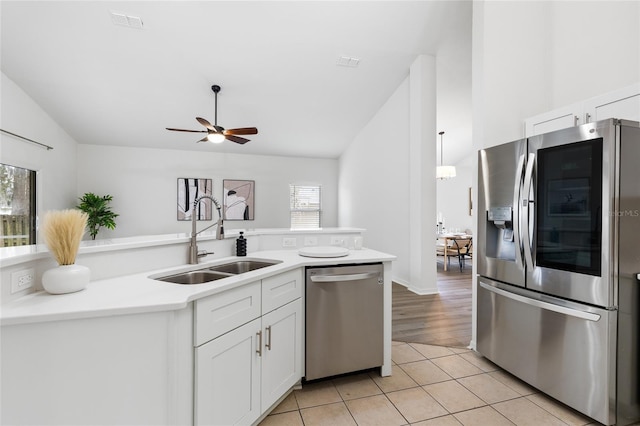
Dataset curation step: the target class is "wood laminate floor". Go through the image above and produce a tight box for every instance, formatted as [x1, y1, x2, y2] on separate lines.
[392, 259, 472, 348]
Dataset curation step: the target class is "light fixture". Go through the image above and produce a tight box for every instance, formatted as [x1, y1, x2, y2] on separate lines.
[207, 133, 226, 144]
[436, 131, 456, 180]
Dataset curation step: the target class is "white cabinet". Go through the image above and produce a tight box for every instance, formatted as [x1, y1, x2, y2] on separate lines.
[262, 268, 303, 314]
[194, 268, 303, 426]
[261, 299, 302, 411]
[195, 318, 262, 425]
[194, 281, 261, 346]
[584, 83, 640, 124]
[524, 103, 582, 137]
[525, 83, 640, 137]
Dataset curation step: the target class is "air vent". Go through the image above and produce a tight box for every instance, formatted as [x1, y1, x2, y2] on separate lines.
[110, 11, 144, 29]
[336, 56, 360, 68]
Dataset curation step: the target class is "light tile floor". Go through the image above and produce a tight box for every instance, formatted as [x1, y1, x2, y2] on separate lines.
[259, 342, 600, 426]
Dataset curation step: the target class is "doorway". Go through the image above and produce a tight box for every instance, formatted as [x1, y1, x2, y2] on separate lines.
[392, 263, 472, 348]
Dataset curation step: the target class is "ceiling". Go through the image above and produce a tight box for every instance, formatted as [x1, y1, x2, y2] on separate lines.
[1, 1, 472, 161]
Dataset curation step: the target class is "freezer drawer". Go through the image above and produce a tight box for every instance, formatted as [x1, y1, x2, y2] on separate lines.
[305, 264, 383, 381]
[477, 278, 616, 425]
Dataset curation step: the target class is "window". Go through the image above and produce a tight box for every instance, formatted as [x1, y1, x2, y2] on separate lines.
[289, 184, 321, 229]
[0, 164, 36, 246]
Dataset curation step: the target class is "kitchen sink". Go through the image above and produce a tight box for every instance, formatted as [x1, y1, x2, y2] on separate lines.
[155, 270, 233, 285]
[152, 259, 282, 285]
[207, 260, 281, 274]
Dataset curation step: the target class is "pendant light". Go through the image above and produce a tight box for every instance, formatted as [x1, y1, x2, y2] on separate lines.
[436, 131, 456, 180]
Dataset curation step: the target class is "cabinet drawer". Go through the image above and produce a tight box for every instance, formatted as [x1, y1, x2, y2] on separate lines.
[195, 281, 261, 346]
[262, 268, 303, 314]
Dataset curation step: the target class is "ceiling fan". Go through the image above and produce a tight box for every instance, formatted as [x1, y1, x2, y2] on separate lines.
[166, 85, 258, 144]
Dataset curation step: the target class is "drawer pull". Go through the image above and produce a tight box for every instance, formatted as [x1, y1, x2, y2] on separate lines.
[265, 325, 272, 350]
[256, 330, 262, 356]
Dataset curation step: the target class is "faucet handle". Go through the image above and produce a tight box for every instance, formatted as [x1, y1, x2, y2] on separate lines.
[197, 250, 214, 259]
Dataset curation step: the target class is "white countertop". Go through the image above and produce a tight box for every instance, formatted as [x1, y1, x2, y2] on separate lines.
[0, 227, 365, 268]
[0, 248, 395, 326]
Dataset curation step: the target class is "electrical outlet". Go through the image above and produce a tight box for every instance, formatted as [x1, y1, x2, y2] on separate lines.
[304, 236, 318, 246]
[11, 268, 35, 294]
[282, 237, 297, 248]
[330, 236, 345, 246]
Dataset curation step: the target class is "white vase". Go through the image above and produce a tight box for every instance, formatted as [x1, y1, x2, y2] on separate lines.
[42, 264, 90, 295]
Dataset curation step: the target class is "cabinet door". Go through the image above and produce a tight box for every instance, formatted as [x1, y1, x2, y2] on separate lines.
[195, 318, 261, 426]
[584, 83, 640, 123]
[524, 103, 582, 137]
[261, 299, 302, 411]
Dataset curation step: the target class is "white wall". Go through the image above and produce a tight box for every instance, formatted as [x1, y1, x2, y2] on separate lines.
[474, 0, 640, 148]
[77, 144, 338, 238]
[338, 78, 410, 283]
[339, 55, 439, 293]
[473, 1, 551, 148]
[436, 154, 473, 233]
[0, 72, 78, 219]
[549, 2, 640, 109]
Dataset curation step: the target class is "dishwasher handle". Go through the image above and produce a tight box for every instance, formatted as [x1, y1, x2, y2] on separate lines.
[310, 272, 380, 283]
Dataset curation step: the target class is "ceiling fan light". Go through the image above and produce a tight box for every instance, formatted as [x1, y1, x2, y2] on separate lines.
[207, 133, 226, 144]
[437, 165, 457, 179]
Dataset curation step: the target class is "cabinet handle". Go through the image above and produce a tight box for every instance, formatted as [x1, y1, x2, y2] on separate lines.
[265, 325, 272, 350]
[256, 330, 262, 356]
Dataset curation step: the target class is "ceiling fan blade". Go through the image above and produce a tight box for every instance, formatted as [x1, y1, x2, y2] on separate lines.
[225, 135, 251, 144]
[196, 117, 216, 131]
[197, 136, 210, 143]
[166, 127, 208, 133]
[224, 127, 258, 136]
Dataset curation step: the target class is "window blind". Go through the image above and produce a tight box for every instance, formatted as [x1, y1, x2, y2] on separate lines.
[289, 185, 321, 229]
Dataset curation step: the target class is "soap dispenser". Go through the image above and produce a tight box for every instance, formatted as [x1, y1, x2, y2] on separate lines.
[236, 231, 247, 257]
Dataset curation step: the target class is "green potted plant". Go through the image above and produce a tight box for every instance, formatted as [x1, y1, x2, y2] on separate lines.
[77, 193, 119, 240]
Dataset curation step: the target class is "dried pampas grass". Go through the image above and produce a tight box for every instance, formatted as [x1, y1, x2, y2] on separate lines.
[42, 210, 88, 265]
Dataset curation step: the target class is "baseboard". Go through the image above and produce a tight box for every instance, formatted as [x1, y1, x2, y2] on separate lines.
[407, 286, 439, 296]
[392, 278, 410, 288]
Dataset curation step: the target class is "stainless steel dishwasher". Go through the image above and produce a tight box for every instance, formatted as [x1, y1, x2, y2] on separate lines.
[305, 263, 383, 381]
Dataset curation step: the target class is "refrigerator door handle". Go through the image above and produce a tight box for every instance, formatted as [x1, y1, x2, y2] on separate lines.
[513, 154, 526, 264]
[522, 153, 536, 270]
[479, 282, 601, 321]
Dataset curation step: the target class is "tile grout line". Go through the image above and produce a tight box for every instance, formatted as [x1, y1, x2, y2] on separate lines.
[268, 343, 593, 426]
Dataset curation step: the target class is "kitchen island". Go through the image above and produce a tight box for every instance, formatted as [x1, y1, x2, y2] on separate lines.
[1, 247, 395, 425]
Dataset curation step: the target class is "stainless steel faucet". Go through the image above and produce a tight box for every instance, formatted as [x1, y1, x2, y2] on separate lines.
[188, 195, 224, 264]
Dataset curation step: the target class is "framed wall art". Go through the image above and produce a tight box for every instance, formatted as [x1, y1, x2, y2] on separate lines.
[223, 179, 255, 220]
[177, 178, 213, 221]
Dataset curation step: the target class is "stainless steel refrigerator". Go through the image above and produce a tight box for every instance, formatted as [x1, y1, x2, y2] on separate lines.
[477, 119, 640, 425]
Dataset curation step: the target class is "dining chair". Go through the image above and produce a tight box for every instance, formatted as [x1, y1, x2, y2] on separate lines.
[454, 238, 472, 271]
[436, 238, 460, 270]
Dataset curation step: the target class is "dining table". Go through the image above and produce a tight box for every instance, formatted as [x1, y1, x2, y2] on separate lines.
[437, 233, 472, 271]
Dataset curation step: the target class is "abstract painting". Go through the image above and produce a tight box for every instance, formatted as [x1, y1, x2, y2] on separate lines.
[223, 179, 255, 220]
[177, 178, 213, 221]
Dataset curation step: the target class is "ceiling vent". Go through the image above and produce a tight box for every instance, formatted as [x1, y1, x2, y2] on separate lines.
[336, 56, 360, 68]
[110, 11, 144, 29]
